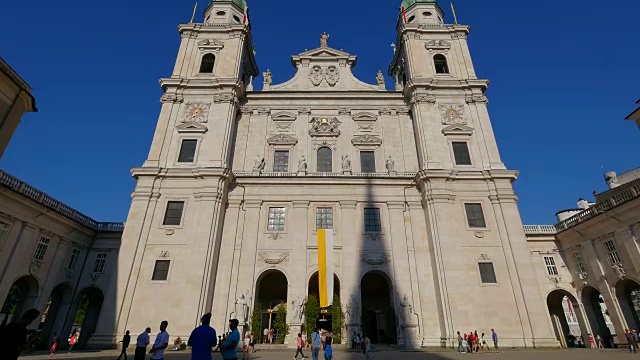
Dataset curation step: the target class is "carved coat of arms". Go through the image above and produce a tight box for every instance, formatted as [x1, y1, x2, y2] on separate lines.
[309, 117, 341, 136]
[438, 104, 465, 125]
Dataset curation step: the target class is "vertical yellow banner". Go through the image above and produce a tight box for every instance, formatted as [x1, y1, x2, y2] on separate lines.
[317, 229, 334, 308]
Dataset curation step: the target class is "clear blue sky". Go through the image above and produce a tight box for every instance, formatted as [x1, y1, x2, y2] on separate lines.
[0, 0, 638, 224]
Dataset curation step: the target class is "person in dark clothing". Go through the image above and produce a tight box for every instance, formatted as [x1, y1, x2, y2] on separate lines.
[0, 308, 41, 360]
[117, 330, 132, 360]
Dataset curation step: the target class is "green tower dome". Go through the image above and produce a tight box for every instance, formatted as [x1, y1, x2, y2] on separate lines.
[402, 0, 436, 8]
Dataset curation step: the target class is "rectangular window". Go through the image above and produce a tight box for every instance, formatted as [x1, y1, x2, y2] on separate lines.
[604, 240, 621, 264]
[67, 248, 81, 270]
[316, 207, 333, 230]
[152, 260, 171, 281]
[572, 251, 586, 273]
[267, 207, 286, 231]
[544, 256, 559, 275]
[464, 203, 486, 228]
[177, 139, 198, 163]
[360, 151, 376, 173]
[0, 220, 9, 248]
[32, 236, 50, 261]
[478, 262, 497, 283]
[273, 151, 289, 172]
[364, 208, 381, 232]
[163, 201, 185, 226]
[93, 253, 108, 273]
[452, 142, 472, 165]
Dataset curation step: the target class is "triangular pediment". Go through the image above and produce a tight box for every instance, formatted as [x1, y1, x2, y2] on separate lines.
[271, 111, 297, 122]
[298, 47, 351, 58]
[176, 122, 208, 133]
[267, 134, 298, 145]
[352, 112, 378, 122]
[351, 134, 383, 146]
[441, 124, 474, 136]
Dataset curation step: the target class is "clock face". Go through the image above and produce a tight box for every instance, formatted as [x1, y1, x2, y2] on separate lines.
[445, 108, 460, 121]
[185, 103, 209, 122]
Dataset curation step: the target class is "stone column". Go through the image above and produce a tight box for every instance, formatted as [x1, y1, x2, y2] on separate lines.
[287, 200, 309, 347]
[339, 200, 360, 335]
[144, 95, 182, 168]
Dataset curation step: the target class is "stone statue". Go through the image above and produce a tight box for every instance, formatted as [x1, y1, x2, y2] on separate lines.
[253, 155, 266, 171]
[236, 292, 248, 322]
[298, 155, 307, 172]
[376, 70, 385, 85]
[298, 297, 305, 322]
[614, 264, 626, 279]
[292, 298, 301, 322]
[263, 69, 272, 84]
[385, 156, 395, 173]
[320, 32, 329, 48]
[391, 43, 397, 54]
[342, 155, 351, 171]
[398, 293, 414, 325]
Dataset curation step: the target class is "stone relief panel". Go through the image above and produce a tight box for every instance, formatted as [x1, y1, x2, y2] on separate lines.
[271, 111, 297, 133]
[267, 134, 298, 146]
[438, 104, 466, 125]
[309, 117, 341, 137]
[183, 102, 210, 123]
[257, 252, 290, 265]
[308, 65, 340, 87]
[360, 252, 391, 266]
[352, 112, 378, 133]
[307, 250, 342, 268]
[351, 134, 382, 147]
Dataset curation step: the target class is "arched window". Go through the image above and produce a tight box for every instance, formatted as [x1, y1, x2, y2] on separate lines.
[433, 54, 449, 74]
[317, 147, 332, 172]
[199, 54, 215, 73]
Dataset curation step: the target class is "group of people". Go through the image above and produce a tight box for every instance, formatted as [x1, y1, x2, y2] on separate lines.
[262, 328, 276, 344]
[242, 332, 256, 358]
[294, 328, 335, 360]
[456, 329, 500, 353]
[117, 316, 241, 360]
[349, 332, 372, 359]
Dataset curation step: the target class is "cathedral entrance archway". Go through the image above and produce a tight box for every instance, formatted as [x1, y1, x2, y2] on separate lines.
[1, 275, 39, 322]
[40, 283, 73, 348]
[360, 271, 396, 344]
[581, 286, 613, 348]
[615, 279, 640, 331]
[308, 272, 341, 332]
[546, 290, 588, 348]
[254, 269, 288, 343]
[67, 287, 103, 348]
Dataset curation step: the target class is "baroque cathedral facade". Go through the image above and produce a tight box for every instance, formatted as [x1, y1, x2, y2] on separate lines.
[115, 0, 559, 348]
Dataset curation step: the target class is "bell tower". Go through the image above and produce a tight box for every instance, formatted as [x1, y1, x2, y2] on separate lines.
[115, 0, 259, 340]
[389, 0, 559, 348]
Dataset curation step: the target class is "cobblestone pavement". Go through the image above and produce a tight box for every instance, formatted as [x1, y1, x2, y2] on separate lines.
[20, 348, 639, 360]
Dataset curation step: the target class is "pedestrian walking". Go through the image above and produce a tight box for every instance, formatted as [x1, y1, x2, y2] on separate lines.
[116, 330, 131, 360]
[221, 319, 240, 360]
[491, 328, 500, 353]
[626, 329, 637, 353]
[188, 313, 217, 360]
[456, 331, 464, 352]
[134, 328, 151, 360]
[149, 321, 170, 360]
[50, 332, 59, 359]
[294, 333, 306, 359]
[588, 333, 596, 349]
[363, 336, 372, 360]
[311, 328, 321, 360]
[68, 329, 79, 353]
[324, 335, 333, 360]
[596, 334, 604, 349]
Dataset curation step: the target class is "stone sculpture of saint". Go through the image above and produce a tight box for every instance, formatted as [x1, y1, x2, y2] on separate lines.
[298, 155, 307, 172]
[385, 156, 395, 172]
[376, 70, 385, 85]
[236, 292, 248, 322]
[342, 155, 351, 171]
[263, 69, 272, 84]
[320, 32, 329, 48]
[292, 298, 300, 321]
[254, 155, 265, 171]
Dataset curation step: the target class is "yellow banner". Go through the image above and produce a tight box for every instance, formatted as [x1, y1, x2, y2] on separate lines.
[317, 229, 333, 307]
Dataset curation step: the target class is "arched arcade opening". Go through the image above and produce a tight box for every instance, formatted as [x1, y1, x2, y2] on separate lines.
[546, 290, 588, 348]
[615, 279, 640, 331]
[0, 275, 39, 322]
[307, 272, 341, 332]
[39, 283, 73, 348]
[68, 287, 104, 348]
[582, 286, 615, 348]
[361, 271, 396, 344]
[254, 269, 288, 344]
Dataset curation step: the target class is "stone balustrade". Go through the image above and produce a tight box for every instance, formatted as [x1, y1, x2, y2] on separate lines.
[0, 170, 124, 232]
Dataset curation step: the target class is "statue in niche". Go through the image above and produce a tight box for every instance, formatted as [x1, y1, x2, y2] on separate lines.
[376, 70, 385, 85]
[253, 155, 266, 171]
[298, 155, 307, 172]
[263, 69, 272, 84]
[342, 155, 352, 171]
[236, 292, 248, 322]
[385, 156, 395, 173]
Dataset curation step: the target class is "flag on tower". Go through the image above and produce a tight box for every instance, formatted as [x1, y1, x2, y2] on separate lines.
[317, 228, 334, 308]
[243, 0, 249, 25]
[401, 4, 407, 24]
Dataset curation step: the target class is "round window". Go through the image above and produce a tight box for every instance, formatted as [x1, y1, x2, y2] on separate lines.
[408, 15, 416, 23]
[233, 15, 241, 23]
[423, 11, 432, 16]
[216, 11, 226, 16]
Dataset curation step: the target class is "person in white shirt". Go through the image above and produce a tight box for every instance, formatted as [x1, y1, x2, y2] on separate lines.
[149, 321, 170, 360]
